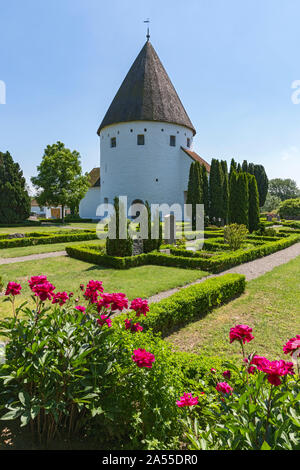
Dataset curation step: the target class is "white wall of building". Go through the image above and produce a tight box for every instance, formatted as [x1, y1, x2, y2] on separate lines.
[99, 121, 194, 218]
[79, 187, 101, 219]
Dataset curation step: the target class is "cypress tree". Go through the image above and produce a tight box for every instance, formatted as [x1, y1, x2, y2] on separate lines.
[221, 160, 229, 224]
[242, 160, 248, 173]
[186, 162, 202, 230]
[209, 159, 223, 223]
[229, 158, 237, 180]
[229, 171, 249, 227]
[254, 164, 268, 207]
[229, 171, 239, 224]
[248, 174, 260, 232]
[0, 151, 31, 223]
[201, 163, 209, 216]
[237, 163, 242, 173]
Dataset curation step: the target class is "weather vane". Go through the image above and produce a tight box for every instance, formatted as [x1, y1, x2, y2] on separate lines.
[144, 19, 150, 41]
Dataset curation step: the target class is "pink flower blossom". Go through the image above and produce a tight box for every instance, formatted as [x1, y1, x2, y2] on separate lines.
[110, 293, 128, 311]
[283, 335, 300, 356]
[210, 368, 216, 374]
[28, 275, 48, 290]
[124, 318, 143, 333]
[229, 324, 254, 344]
[216, 382, 233, 395]
[97, 293, 114, 311]
[5, 282, 22, 296]
[32, 281, 56, 302]
[75, 305, 86, 313]
[132, 348, 155, 368]
[222, 370, 231, 379]
[96, 314, 112, 328]
[176, 393, 199, 407]
[84, 280, 104, 304]
[130, 298, 149, 317]
[261, 360, 295, 386]
[52, 291, 69, 306]
[245, 355, 270, 374]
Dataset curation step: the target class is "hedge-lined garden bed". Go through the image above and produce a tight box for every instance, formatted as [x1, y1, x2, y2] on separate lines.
[66, 233, 300, 274]
[0, 230, 98, 249]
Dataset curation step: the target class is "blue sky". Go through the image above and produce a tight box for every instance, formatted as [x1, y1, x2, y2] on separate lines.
[1, 0, 300, 191]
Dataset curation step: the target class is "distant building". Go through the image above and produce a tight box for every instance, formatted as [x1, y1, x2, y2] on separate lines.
[79, 167, 101, 219]
[31, 199, 70, 219]
[80, 37, 210, 219]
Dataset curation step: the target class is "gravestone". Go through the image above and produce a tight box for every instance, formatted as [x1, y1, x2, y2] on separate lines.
[164, 214, 176, 245]
[132, 238, 143, 256]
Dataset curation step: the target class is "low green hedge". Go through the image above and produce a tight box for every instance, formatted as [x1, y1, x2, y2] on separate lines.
[140, 273, 246, 335]
[0, 231, 98, 249]
[66, 234, 300, 273]
[66, 245, 210, 270]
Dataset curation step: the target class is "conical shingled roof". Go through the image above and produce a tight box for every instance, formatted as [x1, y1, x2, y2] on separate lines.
[97, 41, 196, 135]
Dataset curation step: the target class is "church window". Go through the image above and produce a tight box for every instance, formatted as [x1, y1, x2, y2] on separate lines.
[110, 137, 116, 148]
[170, 135, 176, 147]
[187, 138, 191, 148]
[137, 134, 145, 145]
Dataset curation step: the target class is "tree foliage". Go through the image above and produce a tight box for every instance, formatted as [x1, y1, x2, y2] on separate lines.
[0, 151, 31, 223]
[209, 159, 224, 223]
[248, 174, 260, 233]
[269, 178, 300, 201]
[31, 142, 90, 222]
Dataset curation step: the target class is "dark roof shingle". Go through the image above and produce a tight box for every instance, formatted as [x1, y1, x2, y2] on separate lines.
[97, 41, 196, 135]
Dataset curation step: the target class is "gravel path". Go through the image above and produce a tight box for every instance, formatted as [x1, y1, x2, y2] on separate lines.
[147, 242, 300, 304]
[0, 251, 67, 265]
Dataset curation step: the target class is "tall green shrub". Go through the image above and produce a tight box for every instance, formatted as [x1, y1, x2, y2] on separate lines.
[248, 174, 260, 232]
[0, 151, 31, 223]
[106, 197, 133, 256]
[209, 159, 224, 223]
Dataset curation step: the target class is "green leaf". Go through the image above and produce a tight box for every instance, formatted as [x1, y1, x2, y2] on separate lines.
[261, 441, 271, 450]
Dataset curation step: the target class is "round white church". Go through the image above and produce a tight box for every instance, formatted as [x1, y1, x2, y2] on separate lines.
[79, 38, 210, 220]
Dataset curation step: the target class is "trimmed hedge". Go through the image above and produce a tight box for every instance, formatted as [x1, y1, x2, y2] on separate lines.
[0, 231, 98, 249]
[139, 273, 246, 335]
[66, 234, 300, 273]
[66, 245, 210, 270]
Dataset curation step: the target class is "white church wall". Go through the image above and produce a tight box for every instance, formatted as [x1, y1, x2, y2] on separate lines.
[79, 187, 101, 219]
[99, 121, 194, 218]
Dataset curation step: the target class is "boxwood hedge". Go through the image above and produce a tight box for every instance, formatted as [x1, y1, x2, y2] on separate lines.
[140, 273, 246, 335]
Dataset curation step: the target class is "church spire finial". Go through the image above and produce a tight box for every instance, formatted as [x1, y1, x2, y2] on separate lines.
[144, 18, 150, 41]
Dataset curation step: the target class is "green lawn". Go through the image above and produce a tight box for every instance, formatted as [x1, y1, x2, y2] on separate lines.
[0, 256, 208, 319]
[166, 254, 300, 362]
[0, 239, 105, 258]
[0, 223, 100, 234]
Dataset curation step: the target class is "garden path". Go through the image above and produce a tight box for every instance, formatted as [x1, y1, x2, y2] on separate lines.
[147, 242, 300, 304]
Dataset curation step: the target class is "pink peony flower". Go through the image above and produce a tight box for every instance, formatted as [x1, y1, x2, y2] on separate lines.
[245, 355, 270, 374]
[97, 293, 114, 311]
[216, 382, 233, 395]
[261, 360, 295, 386]
[96, 314, 112, 328]
[130, 298, 149, 317]
[132, 348, 155, 368]
[84, 280, 104, 304]
[283, 335, 300, 356]
[5, 282, 22, 296]
[52, 291, 69, 306]
[75, 305, 86, 313]
[229, 324, 254, 345]
[31, 281, 55, 302]
[222, 370, 231, 379]
[110, 293, 128, 311]
[176, 393, 199, 407]
[28, 275, 48, 290]
[124, 318, 143, 333]
[210, 368, 216, 374]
